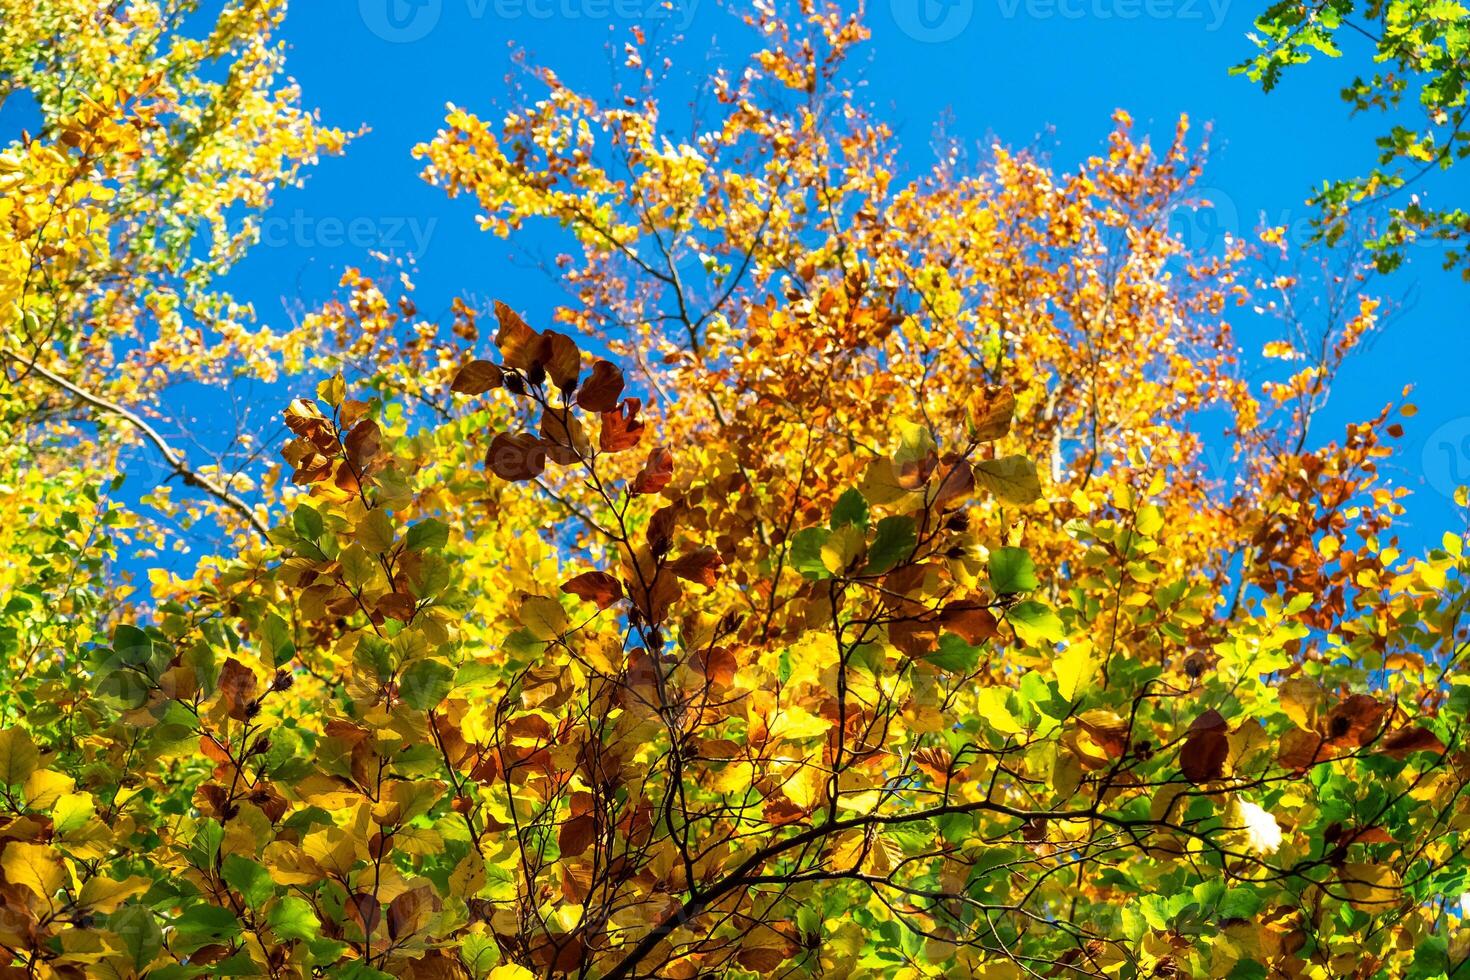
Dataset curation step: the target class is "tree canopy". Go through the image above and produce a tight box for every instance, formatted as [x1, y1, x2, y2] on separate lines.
[1, 2, 1468, 979]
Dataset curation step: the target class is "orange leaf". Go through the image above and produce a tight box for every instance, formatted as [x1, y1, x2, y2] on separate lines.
[561, 571, 624, 609]
[669, 546, 723, 588]
[1378, 726, 1446, 759]
[600, 398, 644, 453]
[631, 447, 674, 495]
[539, 331, 581, 392]
[493, 300, 541, 371]
[450, 359, 503, 394]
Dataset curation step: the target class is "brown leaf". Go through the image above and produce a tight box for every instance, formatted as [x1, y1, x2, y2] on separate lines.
[600, 398, 645, 453]
[646, 504, 678, 554]
[631, 447, 674, 495]
[669, 546, 723, 588]
[539, 331, 581, 391]
[1346, 826, 1395, 846]
[540, 407, 589, 465]
[1180, 709, 1230, 784]
[629, 570, 681, 625]
[387, 886, 434, 941]
[1324, 694, 1387, 748]
[345, 891, 381, 935]
[559, 814, 597, 856]
[692, 646, 737, 688]
[932, 458, 976, 509]
[486, 432, 547, 482]
[283, 398, 336, 450]
[217, 658, 257, 722]
[450, 359, 503, 394]
[1378, 726, 1446, 759]
[938, 602, 998, 645]
[577, 359, 625, 413]
[561, 571, 624, 610]
[493, 300, 541, 371]
[376, 592, 417, 623]
[1278, 728, 1332, 772]
[344, 418, 381, 474]
[1077, 709, 1129, 760]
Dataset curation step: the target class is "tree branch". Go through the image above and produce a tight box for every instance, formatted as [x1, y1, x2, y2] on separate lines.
[2, 348, 271, 541]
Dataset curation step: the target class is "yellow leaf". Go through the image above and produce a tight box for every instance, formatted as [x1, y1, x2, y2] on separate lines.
[1053, 641, 1096, 702]
[821, 523, 865, 575]
[782, 762, 828, 810]
[487, 966, 536, 980]
[1340, 862, 1400, 912]
[23, 768, 74, 810]
[770, 706, 831, 741]
[52, 792, 95, 835]
[976, 687, 1021, 735]
[317, 373, 346, 407]
[1, 842, 65, 905]
[78, 875, 150, 912]
[1277, 678, 1322, 730]
[354, 507, 396, 554]
[1134, 504, 1164, 537]
[519, 595, 569, 641]
[0, 728, 39, 785]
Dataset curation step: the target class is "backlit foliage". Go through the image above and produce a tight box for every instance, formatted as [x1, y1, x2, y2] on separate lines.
[1236, 0, 1470, 276]
[2, 2, 1469, 978]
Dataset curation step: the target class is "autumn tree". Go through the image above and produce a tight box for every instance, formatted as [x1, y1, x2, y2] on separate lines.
[1, 3, 1468, 979]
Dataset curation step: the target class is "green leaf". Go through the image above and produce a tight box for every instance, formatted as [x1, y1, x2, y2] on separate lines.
[112, 624, 153, 668]
[830, 488, 870, 530]
[170, 904, 242, 953]
[1008, 601, 1064, 646]
[789, 527, 831, 579]
[988, 547, 1037, 595]
[293, 504, 324, 540]
[1218, 887, 1263, 921]
[262, 613, 295, 668]
[461, 934, 502, 978]
[267, 895, 322, 942]
[400, 659, 455, 711]
[928, 634, 981, 673]
[406, 518, 450, 552]
[108, 904, 163, 971]
[865, 516, 917, 574]
[975, 455, 1042, 504]
[222, 854, 275, 907]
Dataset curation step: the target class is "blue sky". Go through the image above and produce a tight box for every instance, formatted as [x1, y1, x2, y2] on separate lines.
[8, 0, 1467, 554]
[241, 0, 1466, 548]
